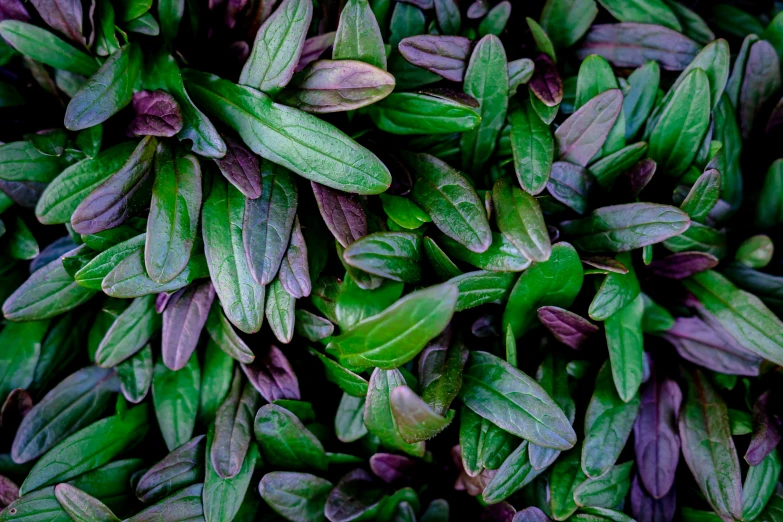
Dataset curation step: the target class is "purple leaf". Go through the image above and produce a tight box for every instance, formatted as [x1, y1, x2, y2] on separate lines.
[467, 0, 488, 19]
[0, 474, 19, 510]
[0, 179, 47, 208]
[547, 161, 593, 215]
[537, 306, 599, 350]
[325, 469, 387, 522]
[0, 388, 32, 433]
[0, 0, 28, 22]
[766, 96, 783, 135]
[210, 369, 259, 479]
[156, 292, 173, 313]
[481, 502, 515, 522]
[312, 181, 368, 247]
[71, 136, 157, 235]
[617, 159, 657, 197]
[399, 0, 434, 8]
[162, 282, 216, 371]
[127, 90, 184, 138]
[241, 344, 300, 402]
[278, 216, 311, 299]
[398, 35, 472, 82]
[369, 453, 416, 486]
[214, 135, 263, 199]
[576, 23, 701, 71]
[528, 54, 563, 107]
[581, 256, 629, 274]
[633, 375, 681, 499]
[631, 474, 676, 522]
[555, 89, 623, 167]
[30, 0, 83, 45]
[662, 317, 762, 376]
[296, 32, 336, 72]
[648, 252, 719, 279]
[512, 507, 550, 522]
[740, 40, 781, 140]
[746, 391, 782, 466]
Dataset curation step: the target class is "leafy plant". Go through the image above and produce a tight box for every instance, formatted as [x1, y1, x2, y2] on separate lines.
[0, 1, 783, 521]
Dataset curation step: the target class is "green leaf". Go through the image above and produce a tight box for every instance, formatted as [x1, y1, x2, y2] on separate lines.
[202, 176, 265, 334]
[20, 405, 148, 495]
[198, 341, 234, 425]
[333, 0, 387, 69]
[64, 44, 142, 131]
[3, 246, 97, 321]
[75, 234, 145, 289]
[335, 392, 368, 443]
[185, 70, 391, 195]
[482, 441, 541, 503]
[327, 283, 457, 371]
[574, 461, 632, 508]
[204, 304, 255, 364]
[623, 61, 660, 140]
[493, 176, 551, 263]
[509, 99, 554, 195]
[582, 362, 640, 478]
[152, 356, 200, 451]
[126, 483, 204, 522]
[342, 231, 422, 283]
[683, 270, 783, 367]
[540, 0, 598, 49]
[681, 169, 721, 223]
[265, 278, 295, 344]
[597, 0, 680, 30]
[203, 427, 259, 522]
[604, 294, 644, 401]
[0, 320, 49, 404]
[239, 0, 313, 94]
[459, 350, 577, 450]
[335, 273, 403, 331]
[0, 21, 100, 76]
[0, 141, 69, 183]
[54, 484, 120, 522]
[438, 232, 531, 272]
[742, 449, 781, 521]
[447, 270, 515, 311]
[260, 472, 332, 522]
[380, 193, 431, 230]
[244, 162, 298, 286]
[254, 404, 328, 470]
[12, 367, 117, 464]
[589, 253, 640, 321]
[407, 152, 491, 253]
[550, 446, 586, 520]
[502, 242, 583, 338]
[561, 203, 690, 252]
[461, 35, 508, 175]
[423, 236, 462, 279]
[365, 368, 426, 457]
[36, 142, 136, 225]
[309, 348, 369, 397]
[145, 142, 202, 284]
[679, 368, 742, 520]
[96, 294, 161, 367]
[117, 344, 153, 403]
[367, 92, 481, 135]
[649, 68, 711, 176]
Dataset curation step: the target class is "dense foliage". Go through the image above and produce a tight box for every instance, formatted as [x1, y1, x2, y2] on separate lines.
[0, 0, 783, 521]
